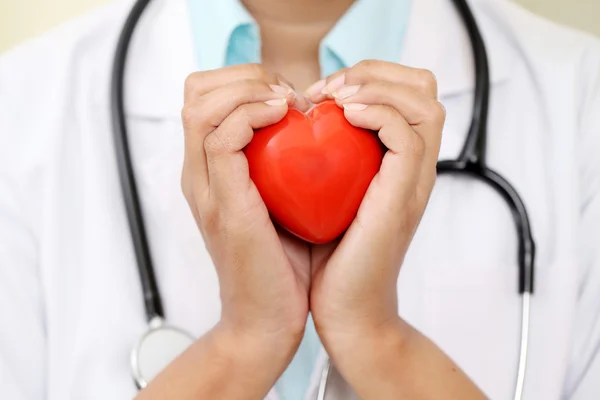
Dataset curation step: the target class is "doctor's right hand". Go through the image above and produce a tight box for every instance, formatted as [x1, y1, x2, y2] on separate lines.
[138, 65, 310, 400]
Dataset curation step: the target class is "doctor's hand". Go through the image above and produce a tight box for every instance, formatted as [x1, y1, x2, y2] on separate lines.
[139, 65, 310, 400]
[306, 61, 485, 399]
[308, 60, 444, 340]
[181, 63, 311, 339]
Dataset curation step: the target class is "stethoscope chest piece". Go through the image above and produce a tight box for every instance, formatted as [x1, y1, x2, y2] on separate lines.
[130, 317, 195, 389]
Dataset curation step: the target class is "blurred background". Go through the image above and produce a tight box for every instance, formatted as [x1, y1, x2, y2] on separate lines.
[1, 0, 599, 53]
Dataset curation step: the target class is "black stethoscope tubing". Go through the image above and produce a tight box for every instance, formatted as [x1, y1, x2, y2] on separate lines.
[111, 0, 163, 322]
[436, 0, 535, 294]
[110, 1, 536, 390]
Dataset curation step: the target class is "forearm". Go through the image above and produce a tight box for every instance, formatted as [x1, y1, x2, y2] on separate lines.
[323, 318, 486, 400]
[136, 324, 297, 400]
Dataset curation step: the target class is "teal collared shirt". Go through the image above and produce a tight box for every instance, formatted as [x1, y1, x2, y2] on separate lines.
[187, 1, 411, 398]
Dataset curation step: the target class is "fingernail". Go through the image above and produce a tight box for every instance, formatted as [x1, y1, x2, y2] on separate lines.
[291, 93, 311, 112]
[343, 103, 368, 111]
[269, 84, 293, 96]
[265, 98, 287, 106]
[322, 75, 345, 94]
[332, 85, 360, 100]
[304, 79, 326, 97]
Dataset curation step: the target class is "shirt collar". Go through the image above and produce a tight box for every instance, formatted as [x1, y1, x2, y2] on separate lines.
[323, 0, 412, 69]
[188, 0, 255, 71]
[189, 0, 412, 71]
[123, 0, 515, 120]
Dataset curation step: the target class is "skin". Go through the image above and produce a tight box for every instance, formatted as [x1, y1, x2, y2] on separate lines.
[136, 0, 488, 398]
[244, 0, 355, 89]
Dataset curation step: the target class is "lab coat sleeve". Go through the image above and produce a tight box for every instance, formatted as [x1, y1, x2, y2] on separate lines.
[563, 41, 600, 399]
[0, 48, 47, 399]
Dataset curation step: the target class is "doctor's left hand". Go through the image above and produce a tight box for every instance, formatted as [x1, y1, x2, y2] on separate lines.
[306, 60, 444, 341]
[305, 62, 484, 399]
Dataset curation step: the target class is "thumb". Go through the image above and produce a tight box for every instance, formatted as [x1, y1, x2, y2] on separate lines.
[274, 73, 311, 112]
[304, 68, 349, 104]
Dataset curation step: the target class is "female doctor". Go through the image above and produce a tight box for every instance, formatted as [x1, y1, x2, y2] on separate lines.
[1, 0, 600, 399]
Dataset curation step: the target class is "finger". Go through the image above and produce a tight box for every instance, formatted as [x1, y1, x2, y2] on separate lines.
[324, 68, 349, 89]
[332, 81, 445, 167]
[185, 65, 309, 112]
[343, 104, 425, 197]
[327, 105, 425, 276]
[184, 79, 291, 134]
[323, 60, 438, 100]
[272, 73, 311, 112]
[204, 100, 289, 207]
[182, 80, 290, 201]
[347, 60, 438, 99]
[291, 94, 312, 113]
[279, 83, 311, 112]
[340, 105, 433, 255]
[184, 63, 279, 103]
[304, 68, 349, 103]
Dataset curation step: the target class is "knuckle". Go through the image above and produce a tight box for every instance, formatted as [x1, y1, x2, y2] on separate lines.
[427, 99, 447, 125]
[204, 131, 226, 156]
[346, 60, 375, 83]
[184, 72, 204, 100]
[181, 105, 199, 130]
[236, 79, 268, 101]
[382, 104, 399, 123]
[247, 63, 273, 82]
[230, 103, 251, 124]
[437, 101, 447, 120]
[415, 69, 438, 95]
[206, 112, 223, 130]
[328, 67, 349, 80]
[183, 73, 196, 97]
[373, 80, 394, 92]
[355, 59, 379, 70]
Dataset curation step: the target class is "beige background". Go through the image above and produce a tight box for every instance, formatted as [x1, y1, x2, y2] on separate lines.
[0, 0, 599, 53]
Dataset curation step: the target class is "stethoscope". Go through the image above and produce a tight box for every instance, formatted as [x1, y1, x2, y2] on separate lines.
[111, 0, 536, 398]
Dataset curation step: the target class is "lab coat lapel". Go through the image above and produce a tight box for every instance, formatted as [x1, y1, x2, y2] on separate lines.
[122, 0, 516, 121]
[118, 0, 223, 339]
[122, 0, 516, 119]
[124, 0, 196, 120]
[400, 0, 514, 99]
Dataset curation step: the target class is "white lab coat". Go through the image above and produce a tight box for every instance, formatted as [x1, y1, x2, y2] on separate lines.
[1, 0, 599, 398]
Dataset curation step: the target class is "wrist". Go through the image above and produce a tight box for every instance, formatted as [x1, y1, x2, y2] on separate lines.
[135, 322, 305, 400]
[317, 319, 485, 399]
[318, 317, 412, 364]
[212, 321, 304, 373]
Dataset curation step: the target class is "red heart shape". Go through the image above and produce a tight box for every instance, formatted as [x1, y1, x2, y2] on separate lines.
[245, 100, 384, 244]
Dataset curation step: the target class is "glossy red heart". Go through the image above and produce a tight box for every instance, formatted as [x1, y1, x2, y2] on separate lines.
[244, 100, 384, 244]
